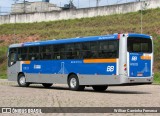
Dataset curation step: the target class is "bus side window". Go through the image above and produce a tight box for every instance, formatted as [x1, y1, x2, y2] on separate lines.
[59, 44, 65, 59]
[108, 43, 115, 58]
[82, 42, 91, 58]
[65, 44, 74, 59]
[8, 48, 17, 67]
[8, 52, 17, 66]
[74, 43, 82, 59]
[90, 41, 98, 58]
[20, 54, 27, 61]
[43, 45, 52, 60]
[99, 40, 118, 58]
[83, 51, 92, 58]
[29, 46, 39, 60]
[53, 45, 60, 60]
[18, 54, 22, 61]
[99, 41, 108, 58]
[18, 47, 28, 61]
[40, 45, 52, 60]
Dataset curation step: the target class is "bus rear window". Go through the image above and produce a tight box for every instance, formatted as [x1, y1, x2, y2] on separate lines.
[127, 37, 152, 53]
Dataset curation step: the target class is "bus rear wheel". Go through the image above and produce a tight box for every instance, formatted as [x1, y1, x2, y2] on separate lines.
[18, 74, 30, 87]
[42, 83, 53, 88]
[92, 85, 108, 91]
[68, 74, 85, 91]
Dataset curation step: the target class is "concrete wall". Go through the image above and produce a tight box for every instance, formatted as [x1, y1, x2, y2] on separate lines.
[11, 2, 61, 14]
[0, 0, 160, 25]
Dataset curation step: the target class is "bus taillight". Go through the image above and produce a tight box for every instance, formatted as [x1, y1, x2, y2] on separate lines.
[124, 64, 127, 71]
[118, 34, 121, 39]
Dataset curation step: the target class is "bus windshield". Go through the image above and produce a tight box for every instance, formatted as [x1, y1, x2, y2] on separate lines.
[127, 37, 152, 53]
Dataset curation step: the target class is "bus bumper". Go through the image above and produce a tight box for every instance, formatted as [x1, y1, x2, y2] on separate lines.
[119, 75, 153, 85]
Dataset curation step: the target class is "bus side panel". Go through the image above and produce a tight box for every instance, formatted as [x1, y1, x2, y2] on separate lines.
[23, 60, 118, 85]
[26, 74, 68, 84]
[78, 75, 121, 85]
[22, 60, 117, 75]
[25, 73, 121, 85]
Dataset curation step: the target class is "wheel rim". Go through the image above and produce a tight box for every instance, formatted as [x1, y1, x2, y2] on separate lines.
[19, 76, 26, 85]
[70, 78, 77, 88]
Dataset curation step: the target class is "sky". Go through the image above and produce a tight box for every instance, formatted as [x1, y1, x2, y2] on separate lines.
[0, 0, 136, 14]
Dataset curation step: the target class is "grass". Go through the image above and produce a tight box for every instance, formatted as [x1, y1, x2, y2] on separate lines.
[0, 8, 160, 84]
[1, 8, 160, 40]
[153, 72, 160, 84]
[0, 46, 7, 79]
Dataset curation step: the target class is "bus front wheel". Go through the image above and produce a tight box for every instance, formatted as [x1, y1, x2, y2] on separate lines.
[92, 85, 108, 91]
[42, 83, 53, 88]
[18, 74, 30, 87]
[68, 74, 85, 91]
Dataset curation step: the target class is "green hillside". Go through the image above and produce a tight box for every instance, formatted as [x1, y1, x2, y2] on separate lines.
[0, 8, 160, 83]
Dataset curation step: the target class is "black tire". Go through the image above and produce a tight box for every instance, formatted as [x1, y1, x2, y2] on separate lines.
[42, 83, 53, 88]
[17, 74, 30, 87]
[92, 85, 108, 91]
[68, 74, 85, 91]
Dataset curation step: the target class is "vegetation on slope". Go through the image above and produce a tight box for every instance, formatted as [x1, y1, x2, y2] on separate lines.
[0, 8, 160, 83]
[0, 46, 7, 79]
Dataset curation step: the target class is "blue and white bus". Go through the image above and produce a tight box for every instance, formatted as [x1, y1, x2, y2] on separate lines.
[8, 33, 153, 91]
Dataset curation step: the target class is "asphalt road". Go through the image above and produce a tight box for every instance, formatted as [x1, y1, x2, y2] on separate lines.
[0, 79, 160, 115]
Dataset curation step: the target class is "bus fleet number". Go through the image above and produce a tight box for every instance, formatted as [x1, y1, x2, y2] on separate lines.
[107, 66, 114, 72]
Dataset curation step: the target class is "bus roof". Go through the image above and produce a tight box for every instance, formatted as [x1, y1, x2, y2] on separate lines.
[128, 33, 151, 38]
[9, 33, 151, 48]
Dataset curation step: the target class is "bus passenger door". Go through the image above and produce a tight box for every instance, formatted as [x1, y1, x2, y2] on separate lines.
[8, 48, 19, 81]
